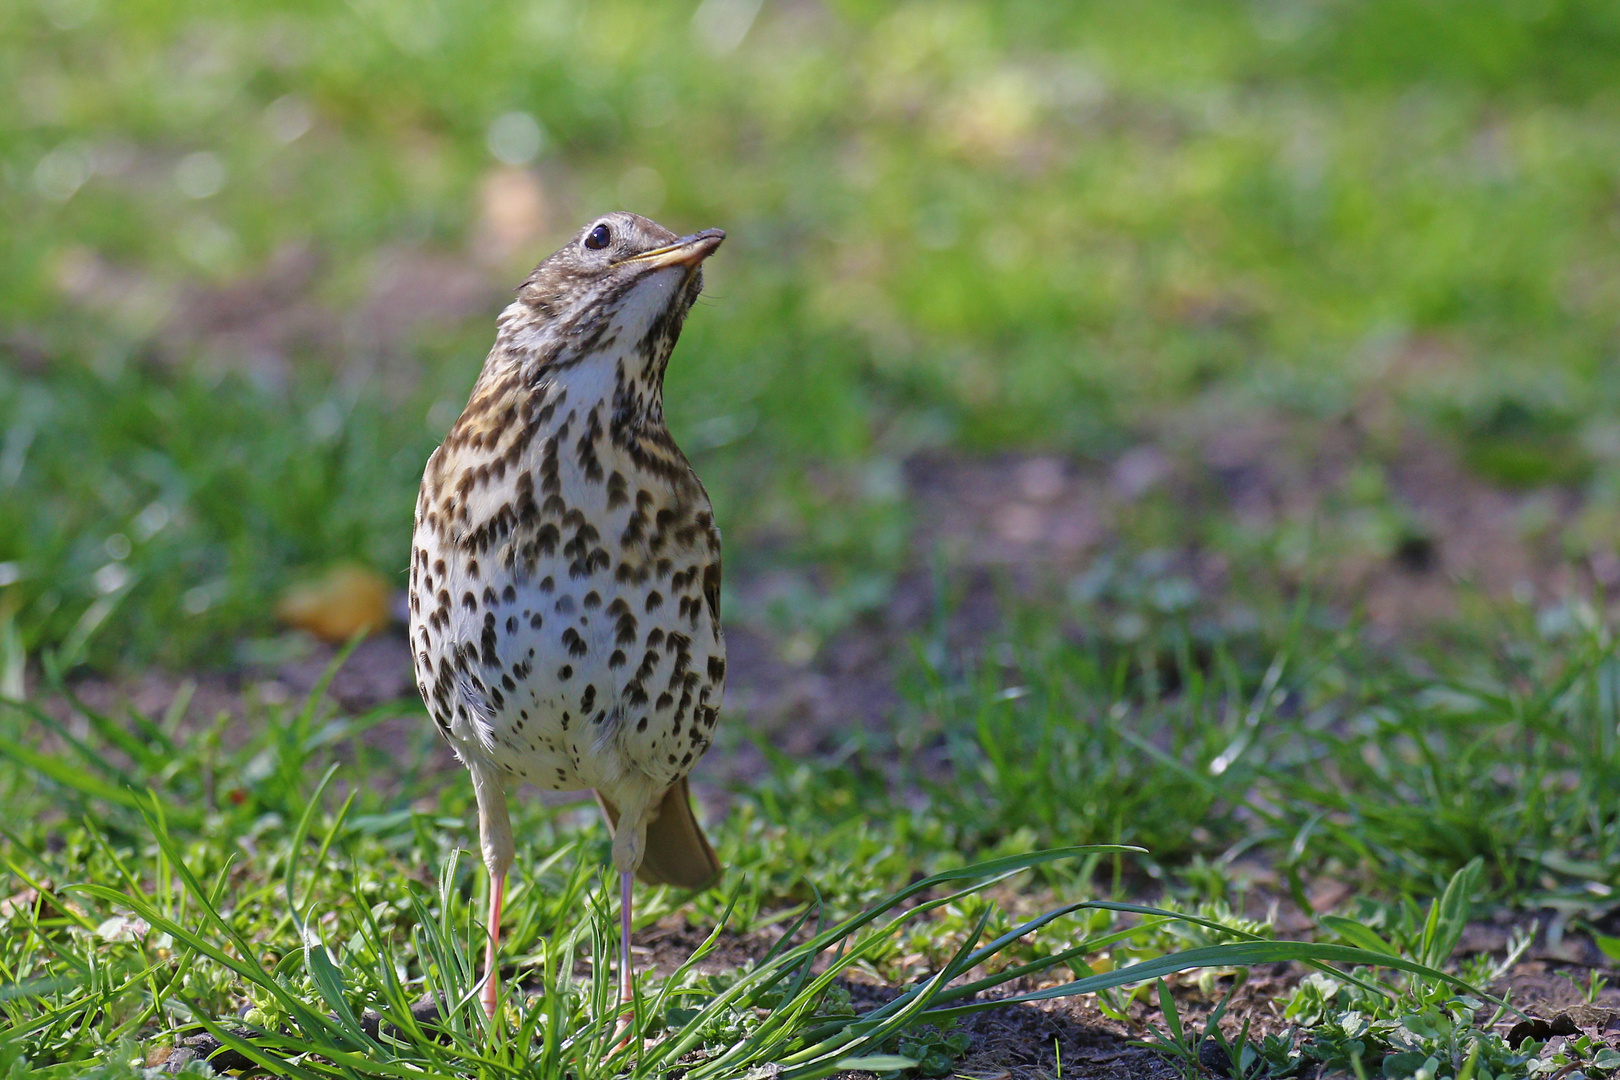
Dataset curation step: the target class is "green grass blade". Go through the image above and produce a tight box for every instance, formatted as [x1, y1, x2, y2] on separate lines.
[0, 730, 151, 813]
[917, 940, 1515, 1023]
[1422, 857, 1483, 969]
[1320, 914, 1399, 955]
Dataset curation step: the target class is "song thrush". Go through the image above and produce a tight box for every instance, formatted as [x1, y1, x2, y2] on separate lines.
[408, 212, 726, 1022]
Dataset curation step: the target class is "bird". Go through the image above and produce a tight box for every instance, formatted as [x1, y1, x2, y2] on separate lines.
[407, 212, 727, 1024]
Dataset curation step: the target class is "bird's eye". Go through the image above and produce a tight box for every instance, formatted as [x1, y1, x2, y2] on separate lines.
[584, 223, 612, 250]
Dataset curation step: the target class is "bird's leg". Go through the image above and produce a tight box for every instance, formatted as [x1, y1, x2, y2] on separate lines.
[482, 873, 507, 1017]
[606, 789, 652, 1049]
[472, 769, 515, 1020]
[615, 869, 636, 1042]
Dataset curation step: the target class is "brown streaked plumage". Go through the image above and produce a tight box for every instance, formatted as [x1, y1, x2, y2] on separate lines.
[407, 212, 726, 1025]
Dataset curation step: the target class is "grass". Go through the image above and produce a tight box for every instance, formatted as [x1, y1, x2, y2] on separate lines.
[0, 672, 1548, 1077]
[6, 603, 1620, 1076]
[6, 0, 1620, 1076]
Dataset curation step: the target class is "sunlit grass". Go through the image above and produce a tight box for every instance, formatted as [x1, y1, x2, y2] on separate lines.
[0, 665, 1528, 1078]
[5, 602, 1620, 1074]
[750, 586, 1620, 906]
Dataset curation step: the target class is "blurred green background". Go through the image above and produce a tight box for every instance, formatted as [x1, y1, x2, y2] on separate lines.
[3, 0, 1620, 671]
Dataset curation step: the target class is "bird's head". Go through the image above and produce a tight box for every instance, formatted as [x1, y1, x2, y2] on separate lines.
[497, 212, 725, 389]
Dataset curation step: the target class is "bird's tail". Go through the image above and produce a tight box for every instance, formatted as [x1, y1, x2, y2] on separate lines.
[595, 777, 721, 889]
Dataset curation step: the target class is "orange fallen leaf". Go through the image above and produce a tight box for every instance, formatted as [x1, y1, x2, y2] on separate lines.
[275, 564, 391, 643]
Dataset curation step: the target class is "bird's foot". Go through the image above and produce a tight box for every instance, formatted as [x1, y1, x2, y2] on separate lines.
[612, 1005, 638, 1053]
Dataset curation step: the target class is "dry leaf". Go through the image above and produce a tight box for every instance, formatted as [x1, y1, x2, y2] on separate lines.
[275, 564, 391, 643]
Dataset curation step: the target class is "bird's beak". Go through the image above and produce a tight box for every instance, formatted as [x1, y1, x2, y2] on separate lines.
[619, 228, 726, 270]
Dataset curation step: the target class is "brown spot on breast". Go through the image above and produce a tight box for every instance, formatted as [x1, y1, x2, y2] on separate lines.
[615, 612, 638, 645]
[702, 561, 722, 628]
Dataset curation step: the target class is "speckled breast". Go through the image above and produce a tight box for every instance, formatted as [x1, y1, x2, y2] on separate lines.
[408, 376, 725, 795]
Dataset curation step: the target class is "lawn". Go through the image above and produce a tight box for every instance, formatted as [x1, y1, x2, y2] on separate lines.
[5, 1, 1620, 1077]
